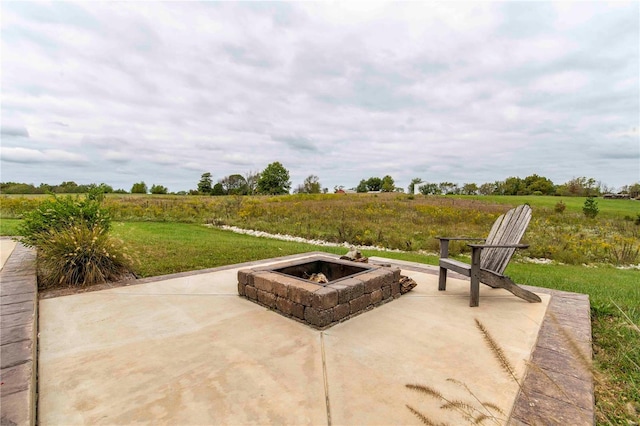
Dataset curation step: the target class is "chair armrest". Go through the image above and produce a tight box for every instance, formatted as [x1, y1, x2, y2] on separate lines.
[467, 244, 529, 249]
[436, 237, 485, 241]
[437, 237, 486, 259]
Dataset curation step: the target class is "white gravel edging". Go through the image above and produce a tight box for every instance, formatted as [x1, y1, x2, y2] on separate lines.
[214, 225, 636, 268]
[216, 225, 415, 254]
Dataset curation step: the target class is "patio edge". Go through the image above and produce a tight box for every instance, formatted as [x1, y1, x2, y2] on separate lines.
[0, 241, 38, 426]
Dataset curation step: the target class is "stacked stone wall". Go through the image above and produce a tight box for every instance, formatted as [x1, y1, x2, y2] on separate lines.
[238, 263, 403, 329]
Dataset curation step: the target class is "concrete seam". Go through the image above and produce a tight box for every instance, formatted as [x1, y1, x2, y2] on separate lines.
[320, 331, 332, 426]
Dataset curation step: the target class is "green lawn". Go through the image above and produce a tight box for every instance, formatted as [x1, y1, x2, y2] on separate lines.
[0, 218, 21, 236]
[459, 194, 640, 219]
[109, 221, 346, 277]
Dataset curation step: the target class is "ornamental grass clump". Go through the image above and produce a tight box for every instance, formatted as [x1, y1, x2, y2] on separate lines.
[16, 189, 136, 289]
[37, 224, 135, 289]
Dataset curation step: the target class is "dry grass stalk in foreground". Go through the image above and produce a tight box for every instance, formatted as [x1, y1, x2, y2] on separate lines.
[406, 317, 598, 425]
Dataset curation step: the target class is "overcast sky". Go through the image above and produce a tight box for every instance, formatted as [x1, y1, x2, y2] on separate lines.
[1, 1, 639, 193]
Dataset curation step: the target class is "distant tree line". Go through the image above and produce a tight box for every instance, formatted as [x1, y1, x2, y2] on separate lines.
[0, 181, 172, 195]
[0, 181, 120, 194]
[196, 161, 294, 196]
[0, 161, 296, 197]
[2, 170, 639, 199]
[355, 175, 398, 193]
[292, 175, 328, 194]
[411, 175, 640, 198]
[129, 182, 169, 194]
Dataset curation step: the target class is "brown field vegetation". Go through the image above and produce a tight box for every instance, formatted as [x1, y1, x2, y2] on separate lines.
[2, 192, 638, 266]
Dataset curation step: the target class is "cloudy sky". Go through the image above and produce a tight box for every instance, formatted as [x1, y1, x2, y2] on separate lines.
[1, 1, 638, 193]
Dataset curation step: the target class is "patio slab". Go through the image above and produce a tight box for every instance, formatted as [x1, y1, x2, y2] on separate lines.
[1, 238, 17, 270]
[37, 253, 557, 425]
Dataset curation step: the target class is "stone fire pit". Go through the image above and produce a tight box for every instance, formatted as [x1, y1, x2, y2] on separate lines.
[237, 255, 404, 329]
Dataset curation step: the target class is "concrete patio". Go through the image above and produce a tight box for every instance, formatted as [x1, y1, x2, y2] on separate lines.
[1, 244, 594, 425]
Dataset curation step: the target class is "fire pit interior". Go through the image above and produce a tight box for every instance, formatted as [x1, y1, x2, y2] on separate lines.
[273, 260, 369, 283]
[238, 255, 406, 329]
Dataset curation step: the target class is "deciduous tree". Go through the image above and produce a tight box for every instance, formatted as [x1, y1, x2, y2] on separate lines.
[627, 182, 640, 198]
[150, 184, 168, 194]
[462, 183, 478, 195]
[212, 183, 225, 196]
[408, 178, 422, 195]
[245, 171, 260, 195]
[257, 162, 291, 195]
[131, 181, 148, 194]
[302, 175, 322, 194]
[523, 174, 555, 195]
[365, 177, 382, 192]
[221, 174, 248, 195]
[381, 175, 395, 192]
[418, 183, 440, 195]
[557, 177, 598, 197]
[438, 182, 458, 195]
[478, 182, 495, 195]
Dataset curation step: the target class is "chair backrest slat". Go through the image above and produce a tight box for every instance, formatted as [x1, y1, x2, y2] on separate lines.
[480, 205, 531, 274]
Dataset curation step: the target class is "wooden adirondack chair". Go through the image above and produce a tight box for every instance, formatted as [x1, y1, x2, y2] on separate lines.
[437, 204, 542, 307]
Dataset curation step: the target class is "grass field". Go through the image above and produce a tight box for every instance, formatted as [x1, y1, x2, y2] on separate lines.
[7, 192, 637, 265]
[3, 191, 638, 219]
[459, 194, 640, 219]
[1, 194, 639, 423]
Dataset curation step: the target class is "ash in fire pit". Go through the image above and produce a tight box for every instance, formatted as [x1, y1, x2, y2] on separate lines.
[273, 260, 369, 284]
[238, 255, 408, 329]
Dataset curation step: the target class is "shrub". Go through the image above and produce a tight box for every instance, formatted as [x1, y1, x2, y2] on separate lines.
[17, 190, 111, 248]
[14, 189, 136, 288]
[150, 184, 168, 194]
[131, 181, 148, 194]
[36, 224, 135, 288]
[554, 201, 567, 214]
[583, 197, 599, 219]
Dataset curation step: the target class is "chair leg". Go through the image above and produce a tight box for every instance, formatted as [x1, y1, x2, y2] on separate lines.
[470, 273, 479, 307]
[470, 246, 482, 307]
[438, 268, 447, 291]
[438, 238, 450, 291]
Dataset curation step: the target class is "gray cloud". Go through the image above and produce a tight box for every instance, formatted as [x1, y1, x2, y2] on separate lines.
[1, 1, 638, 192]
[1, 147, 88, 164]
[1, 125, 30, 138]
[102, 150, 131, 164]
[270, 133, 318, 152]
[82, 136, 130, 149]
